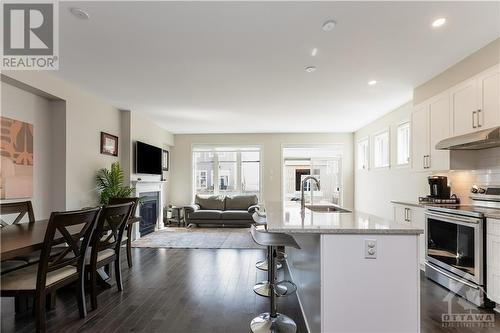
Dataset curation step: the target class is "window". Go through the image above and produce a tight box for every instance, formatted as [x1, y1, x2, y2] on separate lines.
[193, 146, 261, 198]
[357, 139, 369, 170]
[373, 131, 389, 168]
[397, 122, 410, 165]
[197, 170, 208, 189]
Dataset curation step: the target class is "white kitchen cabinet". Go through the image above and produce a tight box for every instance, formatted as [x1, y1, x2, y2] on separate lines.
[411, 104, 430, 171]
[393, 203, 426, 268]
[451, 65, 500, 135]
[428, 95, 451, 170]
[451, 78, 477, 136]
[478, 66, 500, 130]
[487, 218, 500, 305]
[411, 93, 450, 172]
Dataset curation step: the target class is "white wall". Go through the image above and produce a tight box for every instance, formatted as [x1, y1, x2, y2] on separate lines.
[121, 110, 174, 206]
[414, 38, 500, 105]
[354, 102, 431, 219]
[169, 133, 354, 208]
[0, 82, 64, 219]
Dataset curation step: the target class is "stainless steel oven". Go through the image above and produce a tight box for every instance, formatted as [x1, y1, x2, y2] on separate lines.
[425, 207, 486, 307]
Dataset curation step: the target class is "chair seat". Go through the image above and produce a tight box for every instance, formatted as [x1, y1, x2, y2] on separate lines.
[85, 249, 115, 264]
[1, 260, 28, 274]
[14, 246, 68, 264]
[1, 263, 77, 291]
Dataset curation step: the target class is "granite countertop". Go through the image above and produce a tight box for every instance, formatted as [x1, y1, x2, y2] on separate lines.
[264, 202, 423, 235]
[390, 200, 500, 219]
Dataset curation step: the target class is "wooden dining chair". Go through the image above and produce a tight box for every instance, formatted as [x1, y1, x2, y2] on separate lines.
[109, 197, 139, 268]
[87, 203, 134, 310]
[0, 207, 101, 333]
[0, 201, 35, 227]
[0, 201, 34, 275]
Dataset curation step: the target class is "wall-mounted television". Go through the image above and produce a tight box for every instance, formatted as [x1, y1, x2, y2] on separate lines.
[136, 141, 162, 175]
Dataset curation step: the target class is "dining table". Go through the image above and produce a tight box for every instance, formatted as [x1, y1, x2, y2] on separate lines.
[1, 217, 141, 260]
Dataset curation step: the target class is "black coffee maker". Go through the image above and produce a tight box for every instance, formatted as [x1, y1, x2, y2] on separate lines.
[428, 176, 450, 199]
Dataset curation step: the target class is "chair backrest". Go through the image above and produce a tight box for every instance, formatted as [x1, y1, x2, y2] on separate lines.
[36, 207, 101, 289]
[90, 203, 134, 256]
[108, 197, 139, 220]
[0, 201, 35, 227]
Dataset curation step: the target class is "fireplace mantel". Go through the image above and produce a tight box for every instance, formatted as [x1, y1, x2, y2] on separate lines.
[131, 180, 166, 240]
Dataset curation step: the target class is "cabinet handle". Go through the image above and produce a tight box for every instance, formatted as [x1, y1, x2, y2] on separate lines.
[404, 208, 411, 222]
[472, 111, 477, 128]
[477, 109, 482, 128]
[426, 155, 431, 169]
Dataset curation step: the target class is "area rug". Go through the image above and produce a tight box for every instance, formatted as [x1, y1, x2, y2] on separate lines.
[131, 227, 264, 249]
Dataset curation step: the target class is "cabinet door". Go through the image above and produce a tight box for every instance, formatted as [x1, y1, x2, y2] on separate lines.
[478, 66, 500, 129]
[451, 79, 478, 136]
[411, 207, 426, 267]
[429, 94, 450, 171]
[487, 219, 500, 304]
[411, 105, 430, 171]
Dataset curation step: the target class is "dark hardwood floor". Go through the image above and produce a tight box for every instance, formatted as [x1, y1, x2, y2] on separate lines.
[1, 248, 499, 332]
[1, 248, 306, 333]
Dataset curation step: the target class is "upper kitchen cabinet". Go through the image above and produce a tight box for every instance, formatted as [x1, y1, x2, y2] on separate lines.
[477, 65, 500, 130]
[411, 93, 450, 171]
[428, 94, 451, 171]
[411, 104, 430, 171]
[451, 65, 500, 136]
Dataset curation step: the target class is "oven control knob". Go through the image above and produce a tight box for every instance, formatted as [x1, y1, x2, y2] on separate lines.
[471, 185, 478, 193]
[478, 188, 486, 194]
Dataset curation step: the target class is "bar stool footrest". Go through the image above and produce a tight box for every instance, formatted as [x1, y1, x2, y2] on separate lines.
[256, 259, 282, 271]
[253, 280, 297, 298]
[250, 312, 297, 333]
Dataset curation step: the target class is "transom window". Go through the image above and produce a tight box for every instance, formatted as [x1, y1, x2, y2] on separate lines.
[373, 130, 390, 168]
[356, 139, 369, 170]
[397, 122, 411, 165]
[193, 146, 261, 198]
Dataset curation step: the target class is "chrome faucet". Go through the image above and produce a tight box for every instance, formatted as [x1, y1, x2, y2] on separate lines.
[301, 176, 320, 211]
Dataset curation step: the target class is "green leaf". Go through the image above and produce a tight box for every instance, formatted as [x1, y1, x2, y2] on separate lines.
[95, 162, 135, 204]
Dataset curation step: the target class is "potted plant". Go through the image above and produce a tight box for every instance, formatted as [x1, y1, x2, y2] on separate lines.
[96, 162, 134, 204]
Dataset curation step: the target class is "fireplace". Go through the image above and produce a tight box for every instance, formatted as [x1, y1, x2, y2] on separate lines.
[139, 191, 159, 236]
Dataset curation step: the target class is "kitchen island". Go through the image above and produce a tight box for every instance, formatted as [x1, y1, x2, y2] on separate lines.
[264, 201, 423, 333]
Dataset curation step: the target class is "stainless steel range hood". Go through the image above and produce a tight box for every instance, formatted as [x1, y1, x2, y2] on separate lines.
[435, 127, 500, 150]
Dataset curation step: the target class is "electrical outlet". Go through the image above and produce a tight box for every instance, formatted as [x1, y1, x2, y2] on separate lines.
[364, 239, 377, 259]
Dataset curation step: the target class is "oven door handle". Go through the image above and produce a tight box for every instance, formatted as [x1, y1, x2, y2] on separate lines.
[425, 263, 479, 290]
[425, 212, 481, 225]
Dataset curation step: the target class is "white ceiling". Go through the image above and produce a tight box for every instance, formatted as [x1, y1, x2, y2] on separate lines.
[56, 1, 500, 134]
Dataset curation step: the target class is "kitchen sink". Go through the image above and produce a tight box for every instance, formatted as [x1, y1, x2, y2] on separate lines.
[305, 205, 351, 213]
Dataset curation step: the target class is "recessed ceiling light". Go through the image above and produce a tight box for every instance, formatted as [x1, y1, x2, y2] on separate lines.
[311, 48, 318, 57]
[432, 17, 446, 28]
[70, 7, 90, 20]
[322, 20, 337, 32]
[368, 80, 377, 86]
[305, 66, 317, 73]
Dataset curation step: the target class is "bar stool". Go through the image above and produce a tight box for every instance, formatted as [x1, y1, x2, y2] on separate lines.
[252, 209, 283, 271]
[250, 226, 300, 333]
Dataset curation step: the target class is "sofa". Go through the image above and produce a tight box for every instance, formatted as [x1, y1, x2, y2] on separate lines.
[184, 194, 259, 227]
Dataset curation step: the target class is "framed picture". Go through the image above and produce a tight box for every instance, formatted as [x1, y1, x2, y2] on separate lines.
[0, 116, 34, 199]
[162, 149, 169, 171]
[100, 132, 118, 156]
